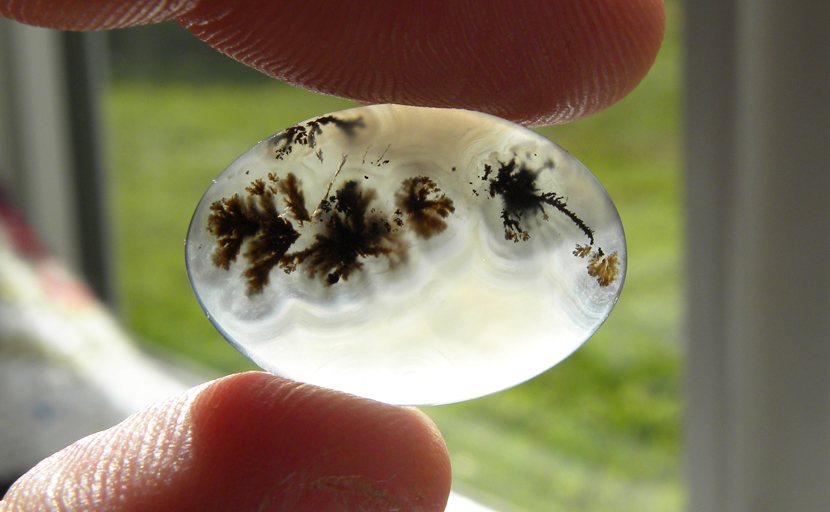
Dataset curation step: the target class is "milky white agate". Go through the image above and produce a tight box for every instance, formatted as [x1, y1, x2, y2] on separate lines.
[185, 104, 625, 405]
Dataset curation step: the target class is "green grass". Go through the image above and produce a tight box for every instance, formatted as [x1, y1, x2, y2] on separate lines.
[104, 2, 683, 510]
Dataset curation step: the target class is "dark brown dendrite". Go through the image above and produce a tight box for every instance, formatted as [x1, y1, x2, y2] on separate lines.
[372, 144, 391, 166]
[310, 115, 366, 139]
[273, 138, 293, 160]
[207, 194, 261, 270]
[207, 181, 300, 294]
[276, 172, 310, 225]
[241, 218, 301, 294]
[500, 210, 529, 242]
[283, 181, 404, 285]
[486, 159, 594, 245]
[586, 248, 620, 287]
[395, 176, 456, 239]
[207, 171, 406, 291]
[272, 115, 365, 159]
[481, 164, 494, 181]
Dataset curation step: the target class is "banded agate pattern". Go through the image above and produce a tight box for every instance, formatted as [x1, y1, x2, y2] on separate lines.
[185, 105, 625, 405]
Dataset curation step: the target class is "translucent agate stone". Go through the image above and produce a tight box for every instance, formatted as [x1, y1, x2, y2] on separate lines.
[185, 104, 625, 405]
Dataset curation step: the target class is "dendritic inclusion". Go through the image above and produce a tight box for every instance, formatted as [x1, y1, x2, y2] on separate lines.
[185, 104, 626, 405]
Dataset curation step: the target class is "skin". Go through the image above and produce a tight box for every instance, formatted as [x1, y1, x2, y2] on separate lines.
[0, 0, 664, 126]
[0, 1, 664, 511]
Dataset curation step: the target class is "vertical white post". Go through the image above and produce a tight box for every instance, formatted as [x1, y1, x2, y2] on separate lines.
[686, 1, 830, 510]
[726, 2, 830, 510]
[0, 20, 78, 265]
[684, 0, 738, 509]
[0, 19, 114, 304]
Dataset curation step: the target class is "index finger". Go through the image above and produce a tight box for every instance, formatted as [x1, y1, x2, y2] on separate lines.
[1, 0, 664, 125]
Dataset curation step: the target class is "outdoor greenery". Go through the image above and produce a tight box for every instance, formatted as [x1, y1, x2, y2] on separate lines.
[104, 2, 683, 511]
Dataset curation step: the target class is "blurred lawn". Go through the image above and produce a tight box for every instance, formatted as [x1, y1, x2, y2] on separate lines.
[104, 2, 682, 510]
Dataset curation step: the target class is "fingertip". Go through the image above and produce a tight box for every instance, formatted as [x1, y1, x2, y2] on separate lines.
[3, 0, 664, 124]
[187, 372, 452, 512]
[179, 0, 665, 125]
[1, 373, 451, 512]
[0, 380, 204, 511]
[0, 0, 195, 30]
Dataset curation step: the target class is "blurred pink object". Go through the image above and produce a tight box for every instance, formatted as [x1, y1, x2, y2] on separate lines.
[0, 190, 206, 484]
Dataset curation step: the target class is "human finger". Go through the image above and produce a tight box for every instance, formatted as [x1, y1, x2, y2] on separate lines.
[0, 372, 451, 512]
[0, 0, 193, 29]
[178, 0, 665, 125]
[1, 0, 664, 126]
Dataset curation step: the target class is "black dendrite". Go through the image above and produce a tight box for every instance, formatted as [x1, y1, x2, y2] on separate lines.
[283, 181, 404, 286]
[308, 115, 366, 142]
[539, 191, 594, 245]
[395, 176, 456, 239]
[484, 158, 618, 286]
[500, 210, 530, 242]
[486, 159, 594, 245]
[272, 115, 366, 159]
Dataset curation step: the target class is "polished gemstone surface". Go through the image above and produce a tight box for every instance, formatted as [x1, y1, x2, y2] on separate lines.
[186, 104, 625, 405]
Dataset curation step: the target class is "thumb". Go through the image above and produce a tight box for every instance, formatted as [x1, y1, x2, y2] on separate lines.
[0, 372, 451, 512]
